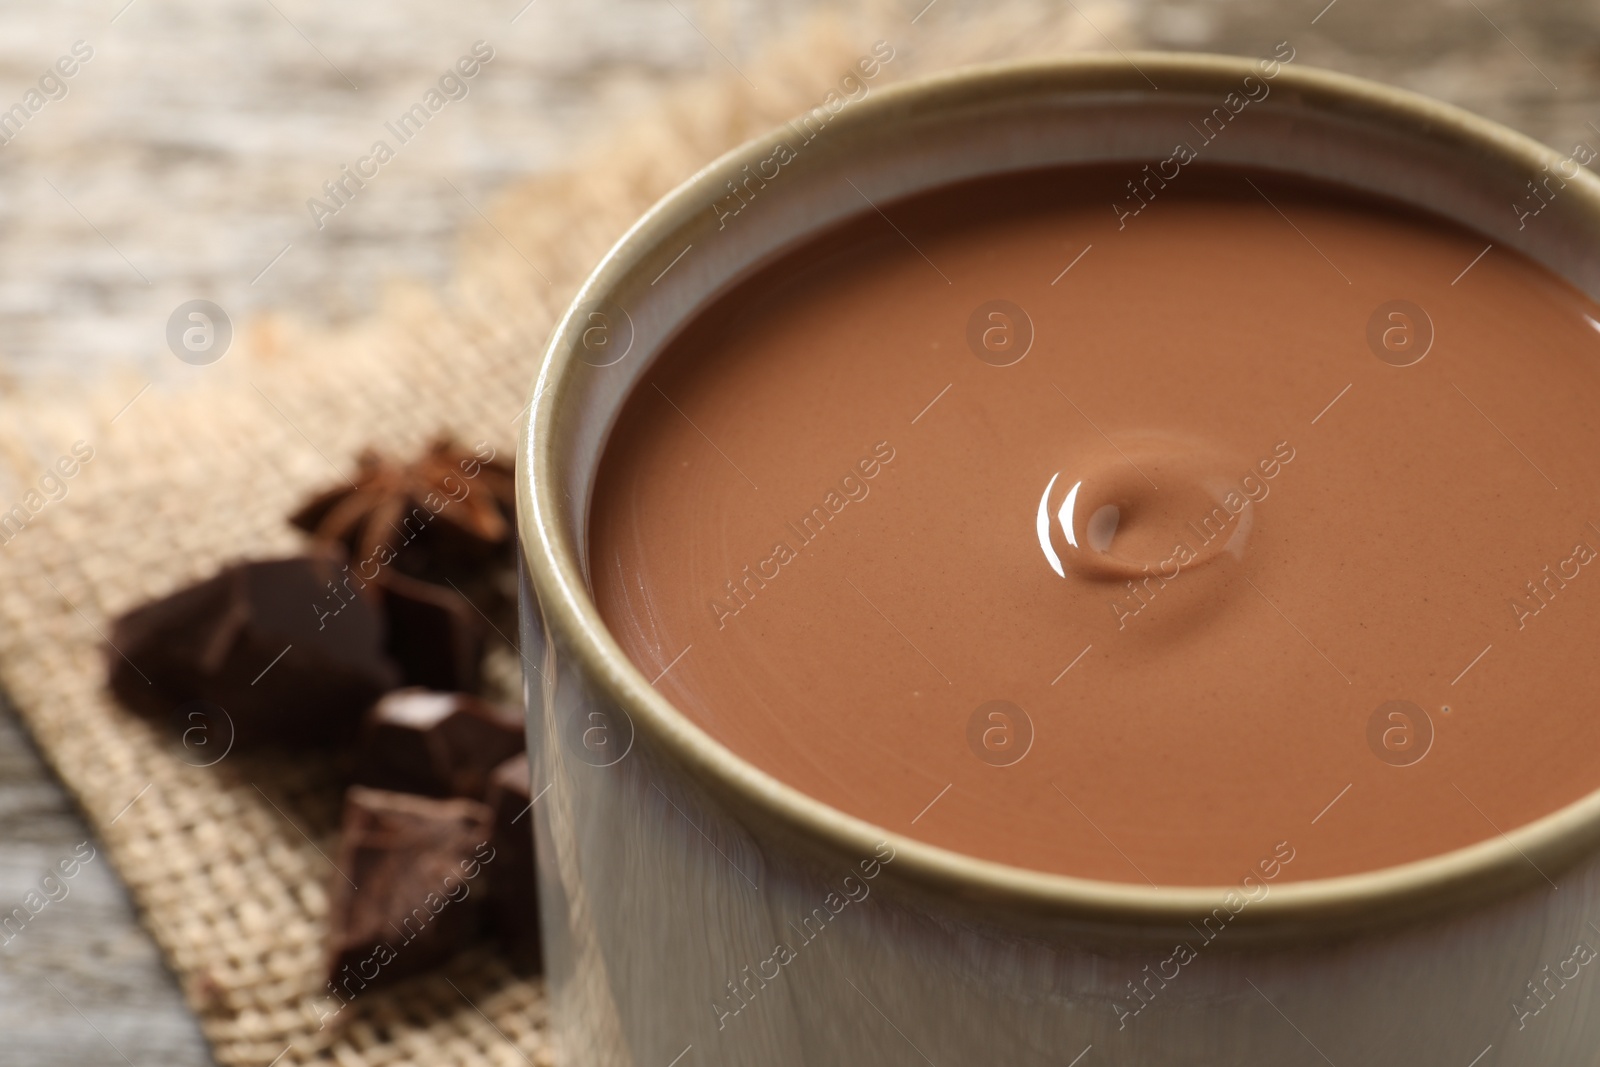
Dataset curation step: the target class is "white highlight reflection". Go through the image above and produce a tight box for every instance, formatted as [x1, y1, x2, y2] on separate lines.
[1059, 479, 1082, 549]
[1037, 472, 1065, 578]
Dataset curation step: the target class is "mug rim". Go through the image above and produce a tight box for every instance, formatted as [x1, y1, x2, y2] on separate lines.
[519, 50, 1600, 932]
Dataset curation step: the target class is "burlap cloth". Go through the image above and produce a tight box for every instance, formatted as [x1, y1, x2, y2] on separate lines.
[0, 6, 1109, 1064]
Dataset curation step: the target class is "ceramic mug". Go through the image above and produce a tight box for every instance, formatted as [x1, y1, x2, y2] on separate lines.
[517, 53, 1600, 1066]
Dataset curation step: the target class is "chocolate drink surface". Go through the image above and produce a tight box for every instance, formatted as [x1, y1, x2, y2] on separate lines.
[589, 165, 1600, 885]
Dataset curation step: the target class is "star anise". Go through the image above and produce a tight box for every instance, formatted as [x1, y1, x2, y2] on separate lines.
[291, 438, 516, 585]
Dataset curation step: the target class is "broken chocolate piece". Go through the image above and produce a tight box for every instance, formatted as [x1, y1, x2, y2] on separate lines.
[326, 786, 495, 989]
[108, 554, 400, 749]
[484, 753, 541, 967]
[355, 689, 524, 800]
[291, 438, 516, 586]
[376, 571, 485, 692]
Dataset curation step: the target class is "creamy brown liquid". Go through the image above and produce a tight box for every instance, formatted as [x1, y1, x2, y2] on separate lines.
[590, 166, 1600, 885]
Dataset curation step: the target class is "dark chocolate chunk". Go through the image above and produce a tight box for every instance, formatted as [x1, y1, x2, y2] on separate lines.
[108, 554, 400, 749]
[326, 786, 494, 989]
[376, 571, 485, 693]
[355, 689, 523, 800]
[484, 753, 541, 967]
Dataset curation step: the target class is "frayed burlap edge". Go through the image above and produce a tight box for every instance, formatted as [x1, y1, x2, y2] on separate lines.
[0, 4, 1116, 1064]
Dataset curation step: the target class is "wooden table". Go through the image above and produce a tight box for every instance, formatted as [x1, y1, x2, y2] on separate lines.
[0, 694, 213, 1065]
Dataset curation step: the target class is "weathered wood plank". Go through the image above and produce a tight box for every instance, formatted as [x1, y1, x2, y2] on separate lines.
[0, 695, 214, 1066]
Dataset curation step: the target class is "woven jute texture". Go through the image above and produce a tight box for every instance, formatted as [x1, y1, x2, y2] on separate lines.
[0, 5, 1109, 1064]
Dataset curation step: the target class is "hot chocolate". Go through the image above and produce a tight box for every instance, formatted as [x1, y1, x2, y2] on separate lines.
[589, 165, 1600, 885]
